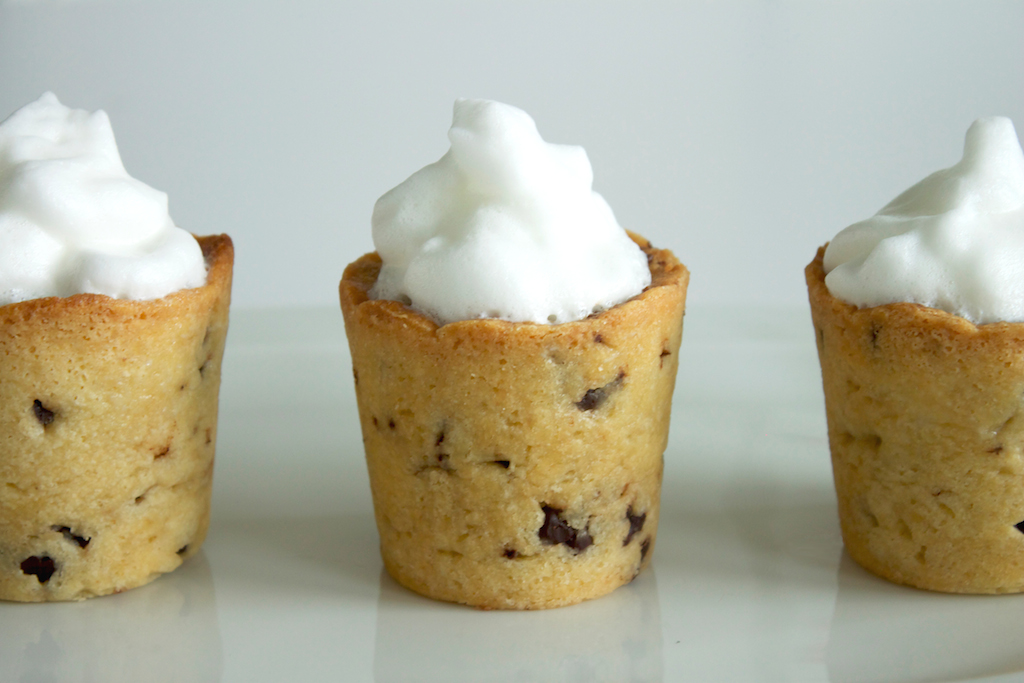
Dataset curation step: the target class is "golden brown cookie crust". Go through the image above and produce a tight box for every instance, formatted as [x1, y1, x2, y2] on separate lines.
[341, 232, 687, 609]
[0, 234, 233, 602]
[807, 246, 1024, 593]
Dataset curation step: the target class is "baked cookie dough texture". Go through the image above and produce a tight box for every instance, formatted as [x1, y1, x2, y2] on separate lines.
[345, 99, 687, 609]
[0, 235, 232, 601]
[0, 94, 233, 601]
[342, 235, 686, 609]
[809, 117, 1024, 593]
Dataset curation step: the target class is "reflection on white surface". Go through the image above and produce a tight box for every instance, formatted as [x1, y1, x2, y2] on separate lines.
[202, 515, 380, 683]
[374, 568, 662, 683]
[657, 307, 839, 682]
[0, 554, 221, 682]
[5, 307, 1024, 682]
[827, 553, 1024, 683]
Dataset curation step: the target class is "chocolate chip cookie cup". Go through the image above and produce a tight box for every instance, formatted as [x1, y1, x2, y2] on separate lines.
[0, 235, 233, 602]
[808, 246, 1024, 593]
[340, 233, 687, 610]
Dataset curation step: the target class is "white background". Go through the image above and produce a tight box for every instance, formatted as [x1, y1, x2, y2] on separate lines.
[2, 1, 1021, 311]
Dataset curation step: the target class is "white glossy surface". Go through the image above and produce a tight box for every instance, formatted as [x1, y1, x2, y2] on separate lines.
[4, 305, 1024, 682]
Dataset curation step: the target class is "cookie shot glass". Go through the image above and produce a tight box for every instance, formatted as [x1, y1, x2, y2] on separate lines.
[341, 100, 687, 609]
[808, 117, 1024, 593]
[0, 94, 233, 601]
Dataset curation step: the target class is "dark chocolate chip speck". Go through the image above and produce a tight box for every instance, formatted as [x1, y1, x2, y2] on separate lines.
[538, 504, 593, 553]
[32, 400, 55, 426]
[576, 388, 605, 412]
[1015, 521, 1024, 535]
[436, 430, 445, 446]
[503, 547, 518, 559]
[640, 538, 651, 562]
[493, 460, 510, 469]
[177, 545, 189, 555]
[575, 371, 626, 411]
[388, 419, 396, 430]
[52, 525, 90, 549]
[21, 556, 57, 583]
[624, 506, 647, 546]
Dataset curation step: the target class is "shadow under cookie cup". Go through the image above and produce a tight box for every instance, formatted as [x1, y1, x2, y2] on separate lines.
[807, 245, 1024, 593]
[0, 234, 233, 602]
[340, 232, 688, 609]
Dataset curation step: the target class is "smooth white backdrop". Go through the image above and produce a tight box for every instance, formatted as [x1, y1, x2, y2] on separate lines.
[1, 1, 1022, 311]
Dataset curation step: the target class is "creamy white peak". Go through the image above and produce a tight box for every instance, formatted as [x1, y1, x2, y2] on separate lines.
[824, 117, 1024, 325]
[369, 98, 651, 325]
[0, 92, 206, 305]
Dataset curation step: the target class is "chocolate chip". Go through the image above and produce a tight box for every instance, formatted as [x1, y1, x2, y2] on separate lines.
[640, 538, 651, 562]
[32, 400, 55, 426]
[492, 460, 510, 469]
[575, 371, 626, 411]
[436, 430, 445, 446]
[52, 525, 90, 549]
[21, 556, 56, 583]
[177, 545, 189, 555]
[503, 547, 518, 559]
[576, 389, 604, 411]
[594, 333, 606, 345]
[388, 418, 396, 430]
[624, 506, 646, 546]
[417, 452, 454, 475]
[1015, 521, 1024, 534]
[538, 505, 593, 553]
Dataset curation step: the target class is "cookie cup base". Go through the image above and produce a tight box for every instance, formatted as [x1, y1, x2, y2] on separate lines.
[0, 235, 233, 602]
[341, 233, 687, 609]
[808, 246, 1024, 593]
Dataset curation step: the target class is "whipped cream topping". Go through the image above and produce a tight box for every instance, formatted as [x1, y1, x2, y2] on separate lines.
[0, 93, 206, 305]
[370, 99, 651, 325]
[824, 117, 1024, 325]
